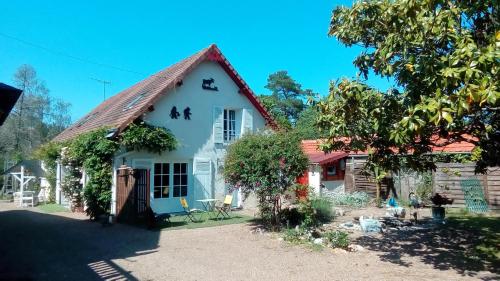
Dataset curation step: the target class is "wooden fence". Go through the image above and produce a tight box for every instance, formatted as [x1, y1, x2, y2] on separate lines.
[345, 161, 393, 199]
[433, 163, 500, 210]
[345, 158, 500, 210]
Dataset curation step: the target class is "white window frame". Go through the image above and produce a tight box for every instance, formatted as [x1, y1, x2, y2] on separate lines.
[153, 162, 189, 199]
[172, 163, 188, 198]
[223, 109, 237, 143]
[153, 163, 170, 199]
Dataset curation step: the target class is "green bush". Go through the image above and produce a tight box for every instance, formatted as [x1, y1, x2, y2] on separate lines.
[223, 132, 309, 228]
[295, 196, 334, 229]
[310, 196, 334, 223]
[323, 230, 349, 249]
[298, 199, 316, 228]
[283, 228, 305, 244]
[416, 172, 433, 205]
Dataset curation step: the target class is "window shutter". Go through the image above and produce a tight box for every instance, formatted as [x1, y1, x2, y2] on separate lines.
[242, 108, 253, 135]
[193, 158, 212, 206]
[194, 158, 211, 175]
[213, 106, 224, 144]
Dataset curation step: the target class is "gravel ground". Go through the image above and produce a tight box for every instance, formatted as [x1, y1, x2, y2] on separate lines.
[0, 202, 497, 281]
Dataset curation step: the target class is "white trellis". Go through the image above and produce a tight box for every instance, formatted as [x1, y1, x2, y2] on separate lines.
[11, 166, 36, 207]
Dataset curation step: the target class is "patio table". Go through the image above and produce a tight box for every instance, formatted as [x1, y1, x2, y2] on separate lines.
[196, 199, 219, 219]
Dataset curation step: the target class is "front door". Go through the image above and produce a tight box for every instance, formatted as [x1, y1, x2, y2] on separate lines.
[152, 162, 189, 213]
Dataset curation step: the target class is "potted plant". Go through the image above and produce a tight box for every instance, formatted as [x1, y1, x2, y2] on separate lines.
[430, 193, 453, 220]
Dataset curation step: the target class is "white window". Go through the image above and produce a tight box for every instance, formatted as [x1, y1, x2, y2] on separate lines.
[224, 109, 236, 142]
[153, 163, 170, 198]
[153, 162, 188, 198]
[173, 163, 188, 197]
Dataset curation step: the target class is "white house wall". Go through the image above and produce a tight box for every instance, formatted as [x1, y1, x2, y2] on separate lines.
[308, 165, 321, 194]
[116, 61, 267, 214]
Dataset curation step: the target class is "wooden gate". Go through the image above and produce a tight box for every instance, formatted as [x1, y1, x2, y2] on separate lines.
[116, 166, 150, 222]
[134, 169, 150, 215]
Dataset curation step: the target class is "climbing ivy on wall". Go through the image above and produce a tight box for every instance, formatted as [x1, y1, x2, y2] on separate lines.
[67, 128, 119, 219]
[120, 122, 177, 154]
[33, 141, 63, 203]
[35, 122, 177, 219]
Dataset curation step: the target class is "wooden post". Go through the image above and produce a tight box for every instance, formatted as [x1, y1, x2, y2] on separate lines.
[19, 166, 24, 207]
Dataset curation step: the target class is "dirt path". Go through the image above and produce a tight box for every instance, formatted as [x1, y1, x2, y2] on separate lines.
[0, 203, 496, 281]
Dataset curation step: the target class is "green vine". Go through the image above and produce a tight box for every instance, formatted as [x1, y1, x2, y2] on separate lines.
[33, 141, 63, 203]
[35, 122, 176, 219]
[120, 122, 177, 153]
[67, 128, 119, 219]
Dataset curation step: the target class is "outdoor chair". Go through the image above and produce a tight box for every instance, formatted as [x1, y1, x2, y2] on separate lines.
[21, 191, 35, 207]
[179, 197, 203, 222]
[215, 195, 233, 220]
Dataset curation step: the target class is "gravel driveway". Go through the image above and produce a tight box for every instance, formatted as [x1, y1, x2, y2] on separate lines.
[0, 203, 496, 281]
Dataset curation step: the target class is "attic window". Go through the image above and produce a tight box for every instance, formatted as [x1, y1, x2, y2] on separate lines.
[123, 93, 147, 111]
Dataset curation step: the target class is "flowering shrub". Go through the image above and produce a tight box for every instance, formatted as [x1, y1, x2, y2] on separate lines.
[223, 131, 309, 228]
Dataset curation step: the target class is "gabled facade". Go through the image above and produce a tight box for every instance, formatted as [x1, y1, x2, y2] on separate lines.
[54, 44, 275, 215]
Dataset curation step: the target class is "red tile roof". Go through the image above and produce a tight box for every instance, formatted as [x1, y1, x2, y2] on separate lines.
[301, 136, 475, 162]
[301, 140, 348, 165]
[54, 44, 276, 142]
[428, 135, 476, 153]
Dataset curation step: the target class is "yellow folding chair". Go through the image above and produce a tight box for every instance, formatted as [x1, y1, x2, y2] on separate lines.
[180, 197, 202, 222]
[215, 195, 233, 220]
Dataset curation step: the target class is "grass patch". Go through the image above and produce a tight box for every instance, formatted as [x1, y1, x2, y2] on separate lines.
[0, 194, 13, 201]
[37, 203, 69, 213]
[445, 212, 500, 264]
[156, 211, 255, 231]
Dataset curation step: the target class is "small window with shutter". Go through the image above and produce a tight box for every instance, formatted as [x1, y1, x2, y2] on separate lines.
[242, 108, 253, 135]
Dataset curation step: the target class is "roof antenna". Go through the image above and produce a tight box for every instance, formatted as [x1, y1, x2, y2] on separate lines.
[91, 78, 111, 101]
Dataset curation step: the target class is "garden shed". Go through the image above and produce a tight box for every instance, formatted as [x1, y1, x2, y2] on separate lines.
[300, 138, 500, 210]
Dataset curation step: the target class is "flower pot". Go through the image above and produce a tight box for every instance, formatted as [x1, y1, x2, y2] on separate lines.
[432, 206, 445, 220]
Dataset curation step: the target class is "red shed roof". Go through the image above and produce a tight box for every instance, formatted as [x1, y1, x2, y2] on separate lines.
[301, 137, 475, 163]
[54, 44, 276, 142]
[301, 140, 348, 165]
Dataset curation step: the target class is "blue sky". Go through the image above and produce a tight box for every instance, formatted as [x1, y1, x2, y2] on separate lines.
[0, 0, 391, 121]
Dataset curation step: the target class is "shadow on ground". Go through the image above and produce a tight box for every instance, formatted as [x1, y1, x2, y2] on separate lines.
[354, 216, 500, 279]
[0, 207, 161, 281]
